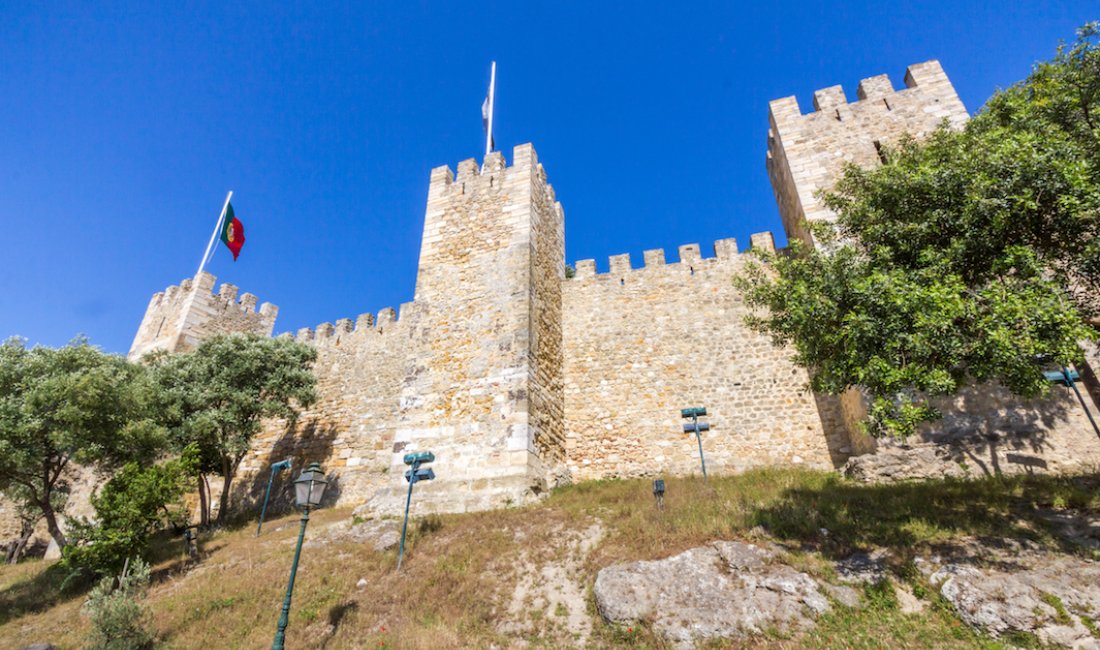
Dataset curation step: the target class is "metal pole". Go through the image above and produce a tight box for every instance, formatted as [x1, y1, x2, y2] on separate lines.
[257, 466, 278, 536]
[197, 191, 233, 276]
[485, 61, 496, 158]
[272, 507, 310, 650]
[1064, 367, 1100, 440]
[693, 414, 708, 480]
[397, 474, 415, 571]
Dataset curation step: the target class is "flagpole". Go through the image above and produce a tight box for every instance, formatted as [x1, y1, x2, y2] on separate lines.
[485, 61, 496, 158]
[197, 191, 233, 277]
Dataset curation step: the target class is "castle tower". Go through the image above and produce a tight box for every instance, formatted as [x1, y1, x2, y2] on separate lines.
[373, 144, 567, 513]
[128, 271, 278, 360]
[766, 60, 968, 246]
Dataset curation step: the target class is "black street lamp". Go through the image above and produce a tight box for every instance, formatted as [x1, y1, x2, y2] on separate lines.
[271, 462, 328, 650]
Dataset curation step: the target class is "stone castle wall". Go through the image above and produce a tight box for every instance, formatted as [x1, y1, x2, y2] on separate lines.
[766, 60, 968, 246]
[129, 271, 278, 360]
[110, 60, 1100, 525]
[561, 236, 850, 481]
[237, 308, 410, 507]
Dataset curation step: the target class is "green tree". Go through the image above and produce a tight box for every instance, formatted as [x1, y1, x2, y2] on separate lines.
[63, 448, 197, 576]
[152, 334, 317, 523]
[738, 24, 1100, 437]
[0, 338, 164, 550]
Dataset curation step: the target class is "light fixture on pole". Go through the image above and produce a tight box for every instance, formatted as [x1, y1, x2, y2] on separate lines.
[398, 451, 436, 570]
[271, 462, 328, 650]
[257, 458, 292, 536]
[1044, 366, 1100, 440]
[681, 407, 711, 480]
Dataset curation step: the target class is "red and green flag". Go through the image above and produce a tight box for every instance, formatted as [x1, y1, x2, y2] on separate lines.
[220, 202, 245, 261]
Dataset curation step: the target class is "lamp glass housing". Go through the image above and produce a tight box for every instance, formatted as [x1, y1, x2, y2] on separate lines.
[294, 463, 328, 507]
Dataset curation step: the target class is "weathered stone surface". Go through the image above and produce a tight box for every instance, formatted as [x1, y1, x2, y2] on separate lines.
[918, 538, 1100, 648]
[844, 411, 1100, 483]
[93, 61, 1100, 532]
[305, 518, 401, 552]
[594, 541, 828, 648]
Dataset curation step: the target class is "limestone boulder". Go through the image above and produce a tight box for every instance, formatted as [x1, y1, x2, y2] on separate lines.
[920, 538, 1100, 648]
[304, 518, 400, 552]
[593, 541, 828, 648]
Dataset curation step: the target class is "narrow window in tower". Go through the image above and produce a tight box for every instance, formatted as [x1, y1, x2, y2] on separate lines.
[154, 317, 166, 339]
[883, 97, 892, 111]
[873, 141, 887, 164]
[834, 108, 843, 122]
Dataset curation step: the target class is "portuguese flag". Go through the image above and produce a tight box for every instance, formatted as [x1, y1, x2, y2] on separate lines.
[220, 202, 245, 261]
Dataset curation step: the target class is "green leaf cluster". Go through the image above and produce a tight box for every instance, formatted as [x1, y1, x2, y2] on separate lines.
[63, 447, 197, 576]
[738, 24, 1100, 437]
[0, 337, 165, 548]
[149, 333, 317, 522]
[82, 557, 154, 650]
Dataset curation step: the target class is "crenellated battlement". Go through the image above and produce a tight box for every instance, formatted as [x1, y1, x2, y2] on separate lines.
[767, 60, 966, 126]
[105, 58, 1100, 532]
[569, 233, 776, 281]
[766, 60, 968, 247]
[424, 144, 561, 224]
[287, 303, 411, 345]
[128, 272, 278, 360]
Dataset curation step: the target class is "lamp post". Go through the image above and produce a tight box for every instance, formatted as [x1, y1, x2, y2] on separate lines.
[681, 407, 710, 480]
[1044, 366, 1100, 440]
[397, 451, 436, 571]
[271, 462, 327, 650]
[257, 458, 292, 536]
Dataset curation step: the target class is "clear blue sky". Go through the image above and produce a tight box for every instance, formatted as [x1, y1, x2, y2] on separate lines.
[0, 2, 1092, 353]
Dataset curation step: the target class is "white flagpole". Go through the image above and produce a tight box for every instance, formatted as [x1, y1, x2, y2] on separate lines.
[197, 191, 233, 277]
[485, 61, 496, 158]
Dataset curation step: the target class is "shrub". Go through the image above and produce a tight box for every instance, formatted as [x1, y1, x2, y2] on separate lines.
[82, 558, 154, 650]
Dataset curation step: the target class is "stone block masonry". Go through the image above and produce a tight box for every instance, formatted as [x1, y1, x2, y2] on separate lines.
[115, 61, 1100, 523]
[766, 60, 968, 247]
[129, 271, 277, 360]
[563, 238, 845, 480]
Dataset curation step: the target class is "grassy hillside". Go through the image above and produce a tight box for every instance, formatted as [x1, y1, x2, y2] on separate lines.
[2, 467, 1098, 649]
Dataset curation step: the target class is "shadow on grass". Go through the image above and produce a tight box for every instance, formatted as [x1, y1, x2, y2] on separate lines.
[749, 471, 1100, 560]
[0, 561, 87, 626]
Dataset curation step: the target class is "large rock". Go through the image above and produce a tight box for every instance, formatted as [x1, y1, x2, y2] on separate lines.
[594, 541, 828, 648]
[303, 518, 400, 551]
[920, 538, 1100, 648]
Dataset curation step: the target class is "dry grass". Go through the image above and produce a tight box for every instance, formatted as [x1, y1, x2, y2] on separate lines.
[1, 468, 1097, 649]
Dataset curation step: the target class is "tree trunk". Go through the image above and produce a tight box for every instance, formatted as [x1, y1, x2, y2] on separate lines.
[217, 463, 234, 523]
[6, 525, 33, 564]
[198, 474, 209, 527]
[40, 498, 67, 551]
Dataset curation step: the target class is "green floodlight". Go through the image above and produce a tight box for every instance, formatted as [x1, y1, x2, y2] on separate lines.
[681, 406, 710, 480]
[653, 479, 666, 510]
[1044, 366, 1099, 440]
[398, 450, 436, 570]
[403, 451, 436, 465]
[257, 458, 293, 536]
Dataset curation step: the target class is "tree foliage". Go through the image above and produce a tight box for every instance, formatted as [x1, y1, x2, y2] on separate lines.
[738, 24, 1100, 437]
[63, 448, 197, 577]
[0, 337, 164, 549]
[150, 334, 317, 523]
